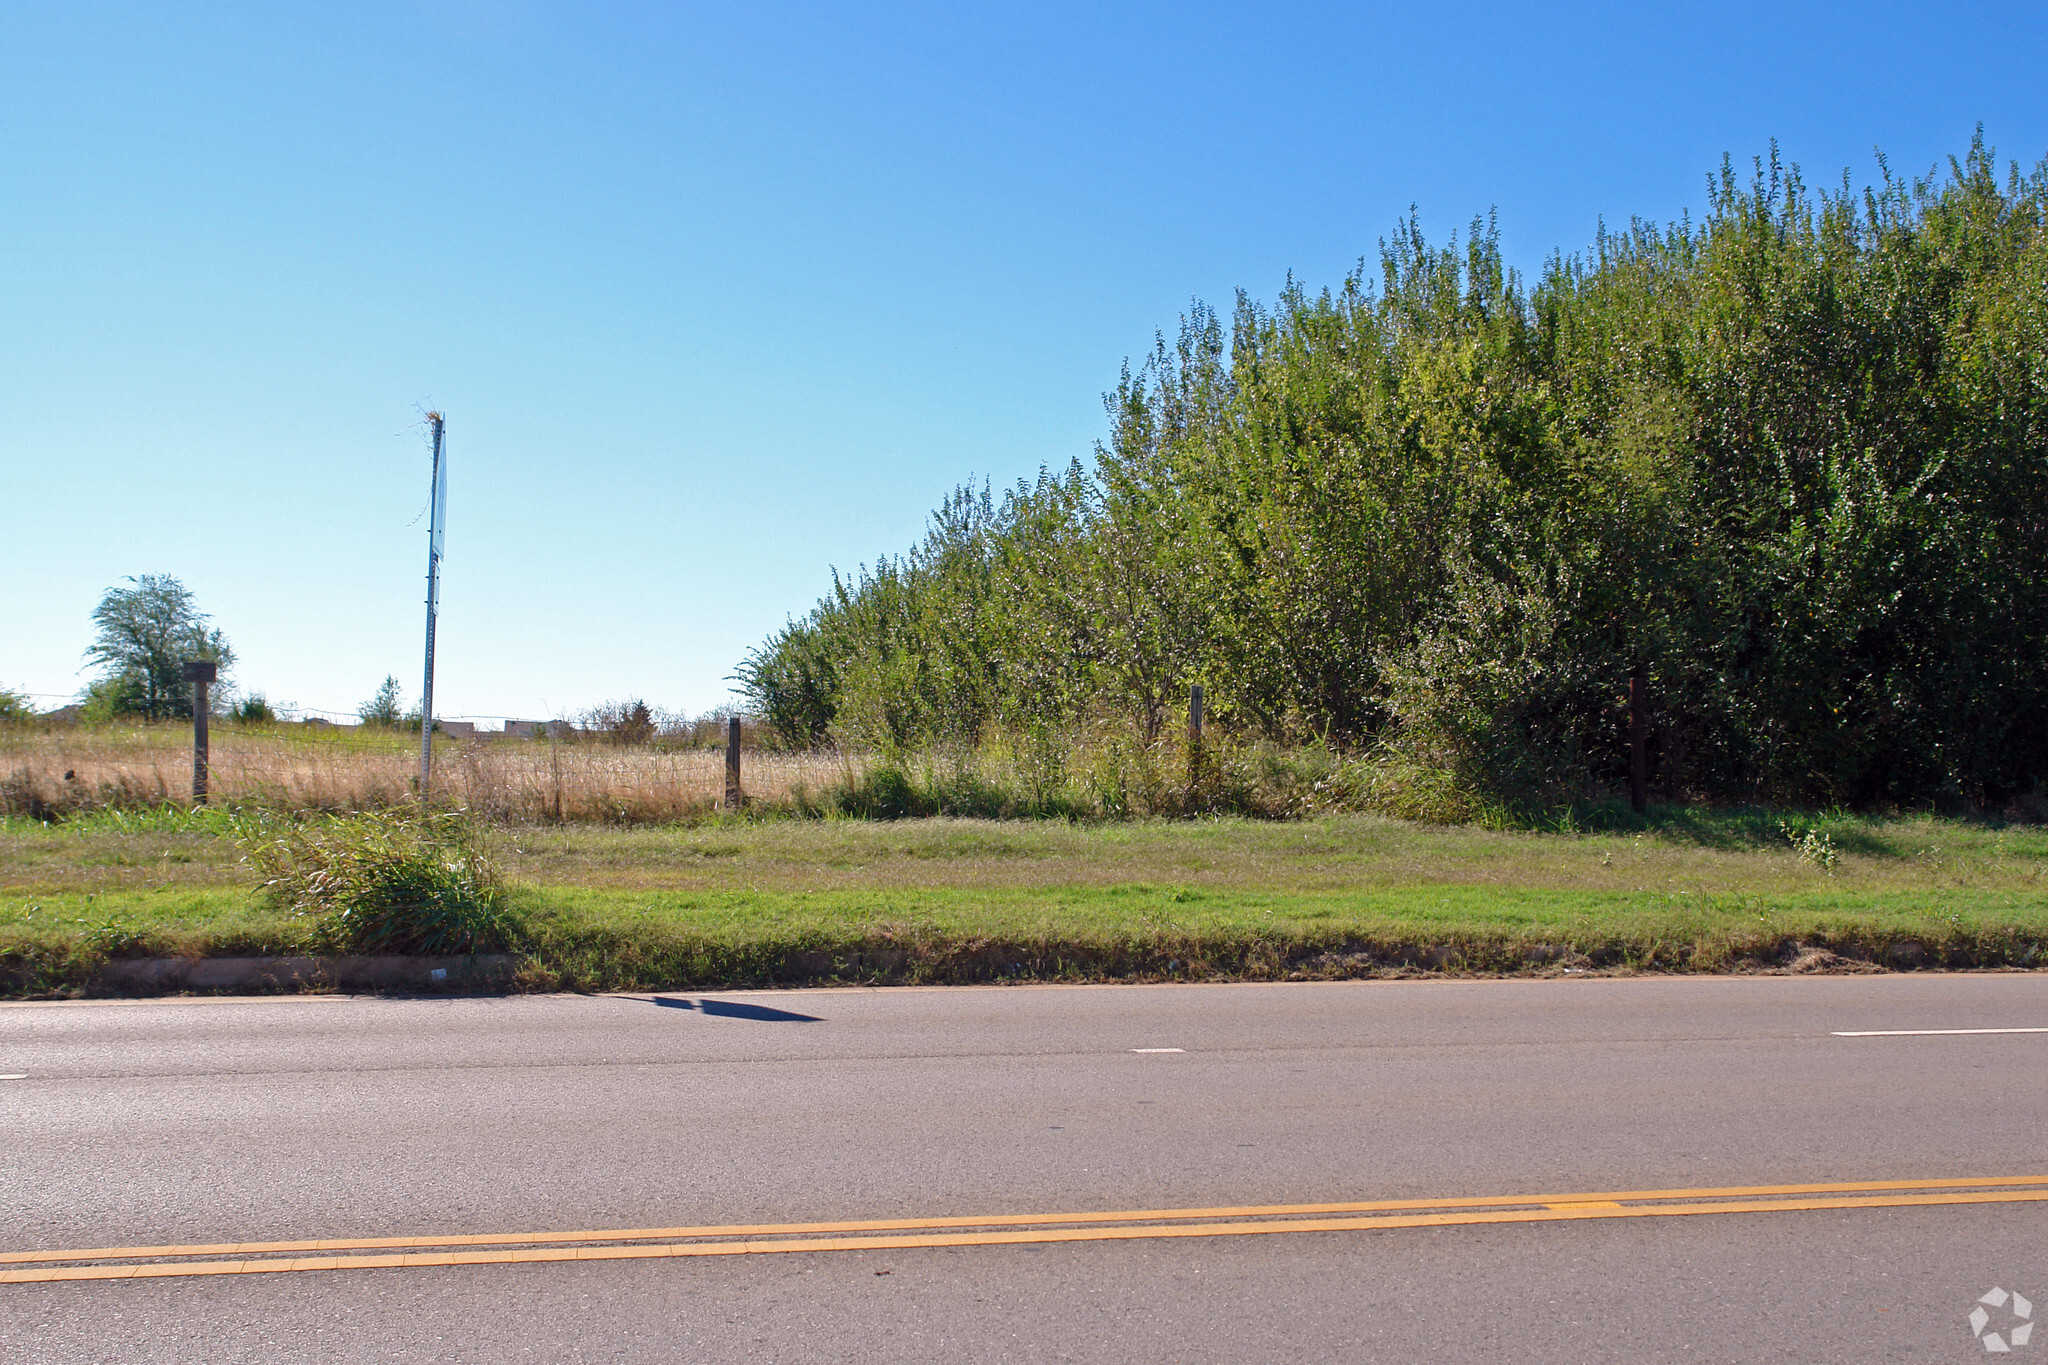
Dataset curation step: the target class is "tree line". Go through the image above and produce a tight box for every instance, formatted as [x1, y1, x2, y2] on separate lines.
[739, 135, 2048, 809]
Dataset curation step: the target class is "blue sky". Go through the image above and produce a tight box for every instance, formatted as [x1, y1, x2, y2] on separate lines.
[4, 1, 2043, 723]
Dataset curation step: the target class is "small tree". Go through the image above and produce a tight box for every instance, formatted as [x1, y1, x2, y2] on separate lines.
[618, 700, 655, 746]
[82, 575, 233, 720]
[358, 676, 405, 728]
[585, 699, 657, 745]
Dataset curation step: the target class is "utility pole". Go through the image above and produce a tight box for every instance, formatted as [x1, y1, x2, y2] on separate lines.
[419, 412, 447, 808]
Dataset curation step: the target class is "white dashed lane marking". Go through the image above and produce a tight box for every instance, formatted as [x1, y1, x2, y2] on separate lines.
[1832, 1028, 2048, 1037]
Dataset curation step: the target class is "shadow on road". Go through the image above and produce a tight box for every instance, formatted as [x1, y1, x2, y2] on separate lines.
[652, 996, 823, 1022]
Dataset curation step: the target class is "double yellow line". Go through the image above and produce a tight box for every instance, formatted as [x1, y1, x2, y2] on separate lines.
[7, 1176, 2045, 1284]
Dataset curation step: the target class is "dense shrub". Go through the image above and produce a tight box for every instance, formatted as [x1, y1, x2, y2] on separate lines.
[741, 135, 2048, 810]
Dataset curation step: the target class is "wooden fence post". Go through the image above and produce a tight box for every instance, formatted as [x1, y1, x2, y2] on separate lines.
[1628, 664, 1648, 815]
[183, 660, 217, 805]
[725, 716, 743, 811]
[1187, 683, 1204, 801]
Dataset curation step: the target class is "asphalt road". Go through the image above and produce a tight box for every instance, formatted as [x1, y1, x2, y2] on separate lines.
[2, 974, 2045, 1362]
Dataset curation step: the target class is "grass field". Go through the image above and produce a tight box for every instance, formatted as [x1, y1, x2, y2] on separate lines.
[4, 807, 2046, 995]
[0, 722, 847, 822]
[0, 718, 1483, 824]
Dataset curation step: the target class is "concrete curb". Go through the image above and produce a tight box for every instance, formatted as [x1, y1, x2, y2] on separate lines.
[97, 954, 522, 993]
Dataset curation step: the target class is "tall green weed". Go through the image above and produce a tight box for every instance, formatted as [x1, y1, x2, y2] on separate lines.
[237, 809, 518, 955]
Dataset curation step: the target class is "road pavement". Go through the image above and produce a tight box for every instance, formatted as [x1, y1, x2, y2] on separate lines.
[2, 974, 2044, 1362]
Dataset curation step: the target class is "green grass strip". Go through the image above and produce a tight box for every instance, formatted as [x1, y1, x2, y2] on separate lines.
[6, 882, 2045, 996]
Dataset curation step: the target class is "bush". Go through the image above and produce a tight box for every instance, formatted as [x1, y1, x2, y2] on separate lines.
[808, 729, 1328, 822]
[825, 758, 1030, 820]
[78, 675, 148, 725]
[238, 809, 518, 955]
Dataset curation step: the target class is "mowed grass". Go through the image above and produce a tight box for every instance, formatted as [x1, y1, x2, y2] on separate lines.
[4, 808, 2047, 993]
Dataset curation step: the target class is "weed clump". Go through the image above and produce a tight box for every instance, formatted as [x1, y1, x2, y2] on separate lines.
[1780, 819, 1841, 873]
[238, 809, 518, 955]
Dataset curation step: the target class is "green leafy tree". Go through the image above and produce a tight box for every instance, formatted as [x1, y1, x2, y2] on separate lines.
[358, 676, 405, 728]
[82, 575, 233, 720]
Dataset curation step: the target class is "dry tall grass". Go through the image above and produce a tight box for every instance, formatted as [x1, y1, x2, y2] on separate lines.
[0, 723, 856, 823]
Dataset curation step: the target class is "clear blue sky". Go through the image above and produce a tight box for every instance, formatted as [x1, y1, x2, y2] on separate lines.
[4, 1, 2043, 723]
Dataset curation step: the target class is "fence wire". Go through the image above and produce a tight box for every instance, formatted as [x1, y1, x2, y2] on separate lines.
[1, 727, 859, 823]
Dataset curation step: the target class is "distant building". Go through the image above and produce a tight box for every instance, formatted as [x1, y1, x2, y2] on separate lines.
[438, 720, 477, 740]
[499, 719, 573, 740]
